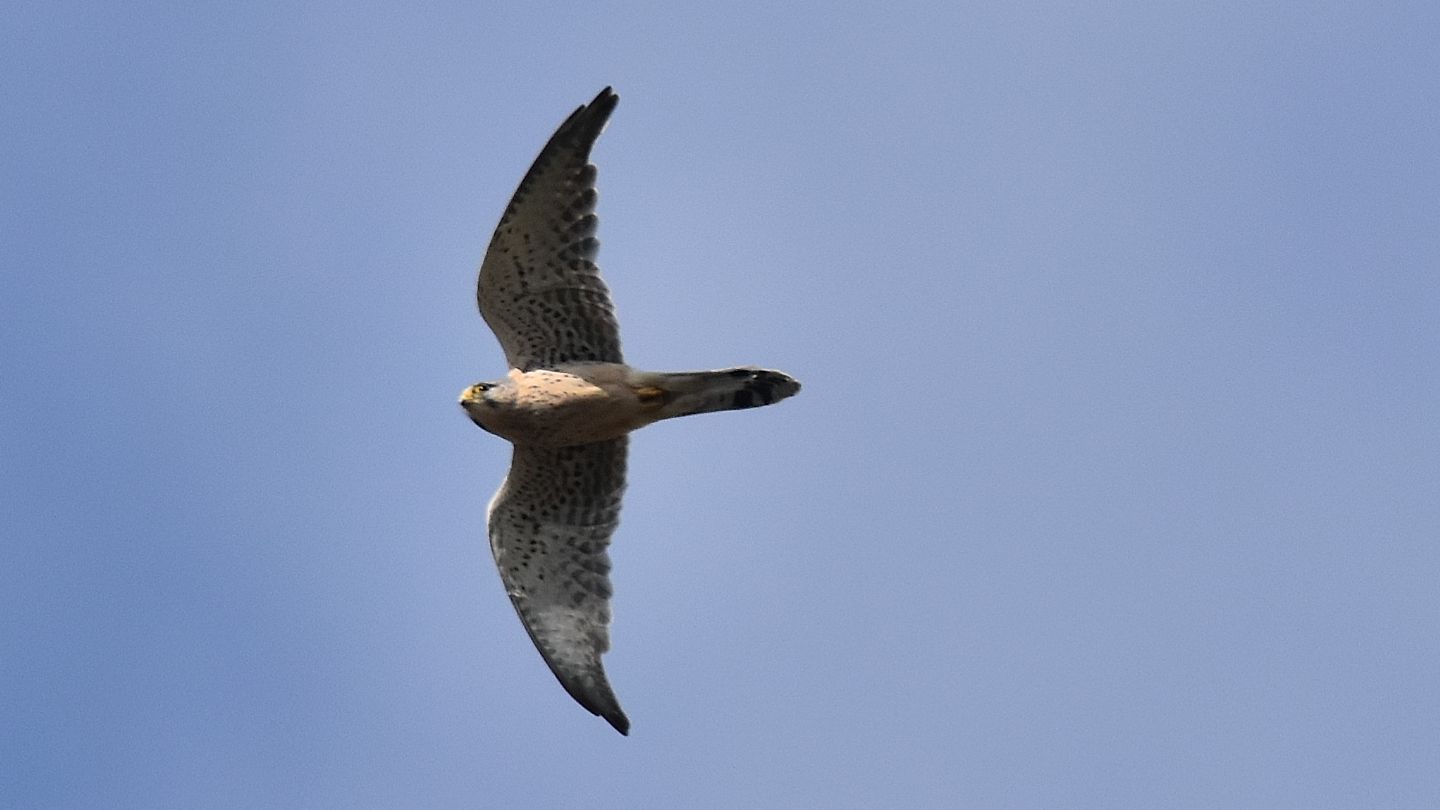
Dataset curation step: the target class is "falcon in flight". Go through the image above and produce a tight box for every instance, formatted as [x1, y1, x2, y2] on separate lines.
[460, 87, 800, 735]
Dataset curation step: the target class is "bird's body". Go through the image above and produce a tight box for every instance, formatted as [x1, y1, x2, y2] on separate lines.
[461, 363, 800, 447]
[460, 88, 799, 735]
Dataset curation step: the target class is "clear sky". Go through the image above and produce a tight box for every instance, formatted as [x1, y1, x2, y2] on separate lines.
[4, 2, 1438, 807]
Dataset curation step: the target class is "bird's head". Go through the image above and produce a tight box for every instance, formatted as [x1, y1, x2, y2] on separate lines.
[459, 379, 516, 432]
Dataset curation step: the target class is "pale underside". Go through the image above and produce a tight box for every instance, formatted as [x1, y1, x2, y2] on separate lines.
[486, 437, 628, 733]
[476, 87, 631, 734]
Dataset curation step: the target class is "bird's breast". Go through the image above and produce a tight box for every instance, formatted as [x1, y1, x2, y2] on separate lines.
[478, 369, 651, 446]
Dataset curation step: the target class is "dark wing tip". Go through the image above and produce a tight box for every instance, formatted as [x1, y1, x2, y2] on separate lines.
[559, 674, 630, 736]
[551, 87, 619, 157]
[526, 624, 631, 737]
[588, 86, 618, 118]
[604, 708, 631, 736]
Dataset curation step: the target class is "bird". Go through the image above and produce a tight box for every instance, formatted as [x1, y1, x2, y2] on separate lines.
[460, 87, 800, 735]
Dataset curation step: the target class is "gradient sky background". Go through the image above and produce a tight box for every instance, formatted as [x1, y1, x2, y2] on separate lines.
[4, 2, 1439, 808]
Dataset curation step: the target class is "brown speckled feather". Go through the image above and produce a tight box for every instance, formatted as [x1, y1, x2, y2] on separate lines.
[478, 87, 623, 371]
[486, 437, 630, 735]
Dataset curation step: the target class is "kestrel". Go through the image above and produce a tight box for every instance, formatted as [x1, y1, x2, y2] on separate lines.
[460, 87, 800, 735]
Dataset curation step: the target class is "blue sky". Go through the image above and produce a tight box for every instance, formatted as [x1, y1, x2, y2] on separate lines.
[4, 2, 1438, 807]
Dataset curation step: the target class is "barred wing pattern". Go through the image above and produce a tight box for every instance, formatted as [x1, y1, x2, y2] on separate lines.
[487, 437, 630, 735]
[477, 87, 623, 371]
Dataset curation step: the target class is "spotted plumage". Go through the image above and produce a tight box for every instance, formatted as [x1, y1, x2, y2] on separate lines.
[477, 89, 621, 370]
[461, 88, 800, 735]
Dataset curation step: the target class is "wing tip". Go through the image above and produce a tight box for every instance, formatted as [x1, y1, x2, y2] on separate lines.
[518, 611, 632, 737]
[555, 87, 619, 151]
[567, 676, 630, 736]
[603, 707, 631, 736]
[592, 85, 618, 107]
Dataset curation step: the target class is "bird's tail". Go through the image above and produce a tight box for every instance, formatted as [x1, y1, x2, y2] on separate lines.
[636, 367, 801, 421]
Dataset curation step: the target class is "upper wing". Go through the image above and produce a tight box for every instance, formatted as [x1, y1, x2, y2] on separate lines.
[478, 87, 624, 371]
[487, 437, 630, 734]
